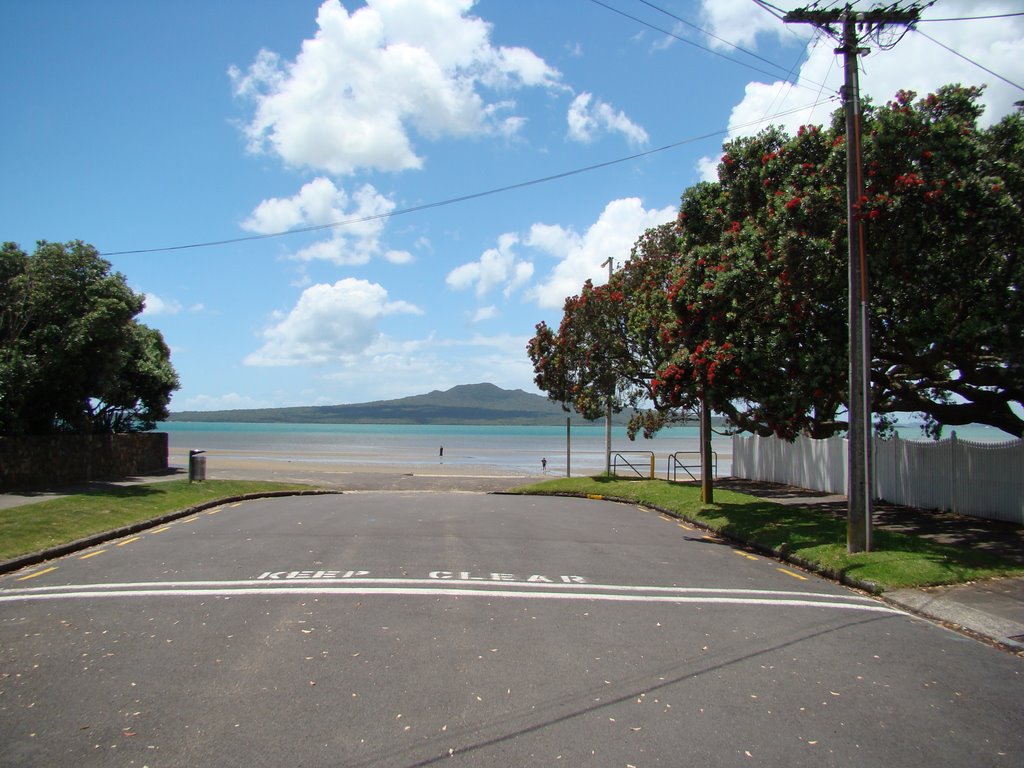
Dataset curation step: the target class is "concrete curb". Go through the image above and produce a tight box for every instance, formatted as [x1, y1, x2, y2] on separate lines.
[881, 588, 1024, 653]
[0, 489, 342, 577]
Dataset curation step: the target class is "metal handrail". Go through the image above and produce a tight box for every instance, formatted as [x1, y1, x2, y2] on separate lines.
[611, 451, 655, 479]
[667, 451, 717, 482]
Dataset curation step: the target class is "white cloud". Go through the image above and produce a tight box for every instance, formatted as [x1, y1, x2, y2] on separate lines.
[446, 232, 534, 299]
[243, 177, 400, 265]
[230, 0, 562, 175]
[385, 249, 414, 264]
[527, 198, 676, 309]
[699, 0, 790, 50]
[245, 278, 422, 367]
[471, 305, 499, 323]
[320, 331, 537, 400]
[242, 176, 343, 232]
[649, 21, 686, 53]
[696, 0, 1024, 180]
[696, 154, 721, 183]
[567, 92, 649, 146]
[174, 392, 272, 412]
[140, 292, 182, 316]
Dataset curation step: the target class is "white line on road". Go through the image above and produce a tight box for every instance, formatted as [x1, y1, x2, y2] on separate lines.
[0, 579, 898, 613]
[3, 578, 880, 602]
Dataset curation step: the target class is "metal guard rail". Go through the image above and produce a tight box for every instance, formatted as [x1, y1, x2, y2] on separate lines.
[611, 451, 655, 479]
[667, 451, 718, 482]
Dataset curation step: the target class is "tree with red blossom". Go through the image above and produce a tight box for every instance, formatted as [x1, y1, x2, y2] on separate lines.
[657, 125, 849, 439]
[527, 223, 686, 436]
[659, 85, 1023, 439]
[857, 86, 1023, 438]
[532, 85, 1023, 442]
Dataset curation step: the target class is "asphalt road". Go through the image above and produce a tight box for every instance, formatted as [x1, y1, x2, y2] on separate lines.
[1, 492, 1021, 767]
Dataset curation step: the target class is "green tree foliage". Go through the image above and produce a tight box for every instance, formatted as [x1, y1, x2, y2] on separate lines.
[0, 240, 179, 434]
[658, 85, 1023, 439]
[527, 223, 687, 437]
[533, 85, 1023, 440]
[860, 87, 1023, 437]
[659, 125, 850, 439]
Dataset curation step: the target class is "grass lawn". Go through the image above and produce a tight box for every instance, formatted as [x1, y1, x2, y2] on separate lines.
[509, 476, 1024, 592]
[0, 479, 316, 563]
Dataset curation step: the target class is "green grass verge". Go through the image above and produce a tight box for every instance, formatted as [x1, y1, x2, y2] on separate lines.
[0, 479, 316, 562]
[509, 476, 1024, 591]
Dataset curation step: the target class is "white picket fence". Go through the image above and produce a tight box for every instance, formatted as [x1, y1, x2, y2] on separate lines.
[731, 433, 1024, 524]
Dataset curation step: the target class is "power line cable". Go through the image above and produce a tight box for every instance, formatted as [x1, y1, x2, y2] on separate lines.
[915, 27, 1024, 92]
[100, 96, 838, 257]
[584, 0, 820, 88]
[631, 0, 800, 72]
[759, 32, 814, 124]
[918, 12, 1024, 22]
[616, 0, 842, 128]
[804, 31, 836, 124]
[751, 1, 788, 22]
[762, 16, 832, 123]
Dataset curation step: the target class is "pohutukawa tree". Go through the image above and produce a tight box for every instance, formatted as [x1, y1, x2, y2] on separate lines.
[656, 85, 1023, 439]
[532, 85, 1022, 441]
[527, 222, 690, 438]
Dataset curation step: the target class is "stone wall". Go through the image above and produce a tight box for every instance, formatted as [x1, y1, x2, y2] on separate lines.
[0, 433, 168, 490]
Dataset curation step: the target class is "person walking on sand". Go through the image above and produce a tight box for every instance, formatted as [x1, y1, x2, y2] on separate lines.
[439, 445, 444, 461]
[541, 457, 547, 471]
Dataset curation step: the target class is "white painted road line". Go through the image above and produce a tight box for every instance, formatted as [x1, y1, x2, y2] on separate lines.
[0, 579, 898, 614]
[2, 577, 882, 602]
[0, 586, 898, 613]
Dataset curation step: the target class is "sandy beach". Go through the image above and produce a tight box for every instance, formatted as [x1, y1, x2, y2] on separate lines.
[168, 448, 545, 492]
[167, 442, 733, 492]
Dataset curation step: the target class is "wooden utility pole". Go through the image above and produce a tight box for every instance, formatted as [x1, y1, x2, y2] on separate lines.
[601, 257, 614, 476]
[784, 4, 920, 553]
[699, 390, 713, 504]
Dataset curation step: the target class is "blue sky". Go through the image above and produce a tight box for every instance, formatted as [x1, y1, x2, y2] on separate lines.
[3, 0, 1022, 411]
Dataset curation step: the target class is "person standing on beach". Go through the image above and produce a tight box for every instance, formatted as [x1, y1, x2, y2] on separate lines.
[439, 445, 443, 461]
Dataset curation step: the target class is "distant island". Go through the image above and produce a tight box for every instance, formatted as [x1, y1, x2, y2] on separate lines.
[168, 382, 656, 427]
